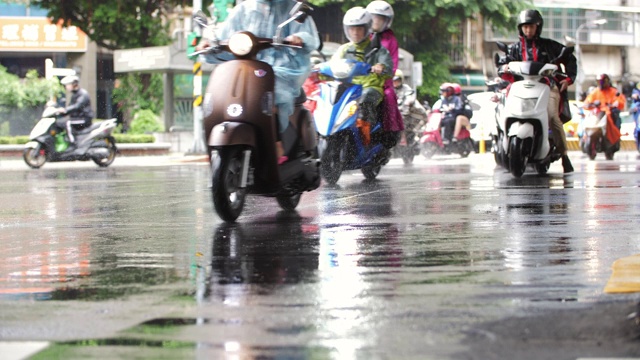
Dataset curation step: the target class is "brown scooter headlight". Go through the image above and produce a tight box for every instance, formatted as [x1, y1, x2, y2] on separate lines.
[229, 32, 254, 57]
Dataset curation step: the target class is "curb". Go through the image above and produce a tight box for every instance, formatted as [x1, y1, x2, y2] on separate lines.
[0, 142, 172, 158]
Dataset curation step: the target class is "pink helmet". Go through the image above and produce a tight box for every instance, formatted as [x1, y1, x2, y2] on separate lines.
[451, 83, 462, 95]
[439, 83, 454, 98]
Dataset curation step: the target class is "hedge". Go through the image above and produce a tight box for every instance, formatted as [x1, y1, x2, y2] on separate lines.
[0, 133, 155, 145]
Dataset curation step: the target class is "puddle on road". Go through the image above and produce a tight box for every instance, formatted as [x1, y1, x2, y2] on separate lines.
[0, 247, 189, 301]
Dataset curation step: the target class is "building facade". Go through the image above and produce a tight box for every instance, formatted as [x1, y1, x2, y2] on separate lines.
[474, 1, 640, 99]
[0, 1, 117, 121]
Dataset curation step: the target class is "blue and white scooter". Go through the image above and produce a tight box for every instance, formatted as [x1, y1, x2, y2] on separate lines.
[313, 58, 390, 185]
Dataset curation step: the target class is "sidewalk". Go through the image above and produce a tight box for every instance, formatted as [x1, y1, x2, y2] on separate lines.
[0, 152, 208, 171]
[0, 142, 174, 158]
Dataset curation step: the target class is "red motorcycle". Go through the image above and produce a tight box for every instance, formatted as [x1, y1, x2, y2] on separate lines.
[419, 110, 474, 159]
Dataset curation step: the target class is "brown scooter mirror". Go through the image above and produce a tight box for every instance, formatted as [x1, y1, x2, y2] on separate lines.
[289, 1, 313, 22]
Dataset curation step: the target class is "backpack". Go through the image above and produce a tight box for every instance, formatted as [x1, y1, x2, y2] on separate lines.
[461, 94, 473, 119]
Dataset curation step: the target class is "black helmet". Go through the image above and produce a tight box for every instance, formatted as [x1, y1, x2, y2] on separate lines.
[517, 9, 543, 38]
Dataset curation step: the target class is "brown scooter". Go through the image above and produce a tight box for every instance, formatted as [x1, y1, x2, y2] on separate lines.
[192, 4, 321, 222]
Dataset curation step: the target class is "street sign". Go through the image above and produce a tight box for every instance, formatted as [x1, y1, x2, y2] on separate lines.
[44, 58, 75, 79]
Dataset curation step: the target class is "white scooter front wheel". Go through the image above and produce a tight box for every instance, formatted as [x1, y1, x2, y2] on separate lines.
[508, 136, 533, 178]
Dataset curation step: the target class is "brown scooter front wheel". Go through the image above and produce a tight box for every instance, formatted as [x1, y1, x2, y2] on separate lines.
[211, 146, 248, 222]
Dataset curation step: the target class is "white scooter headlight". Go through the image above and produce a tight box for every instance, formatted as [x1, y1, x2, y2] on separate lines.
[330, 61, 355, 79]
[229, 32, 254, 56]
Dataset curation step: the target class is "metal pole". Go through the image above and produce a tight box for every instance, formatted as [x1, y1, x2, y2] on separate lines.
[574, 19, 607, 100]
[574, 23, 585, 101]
[189, 0, 207, 155]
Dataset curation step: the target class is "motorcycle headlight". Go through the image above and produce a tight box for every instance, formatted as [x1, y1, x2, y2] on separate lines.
[331, 61, 355, 79]
[229, 32, 254, 56]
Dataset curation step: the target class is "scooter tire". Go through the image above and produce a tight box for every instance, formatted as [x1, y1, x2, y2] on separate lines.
[508, 137, 528, 178]
[459, 139, 473, 158]
[276, 193, 302, 211]
[320, 139, 343, 185]
[587, 137, 597, 160]
[23, 143, 47, 169]
[211, 147, 247, 222]
[361, 164, 382, 180]
[401, 150, 415, 165]
[421, 142, 438, 159]
[92, 137, 117, 167]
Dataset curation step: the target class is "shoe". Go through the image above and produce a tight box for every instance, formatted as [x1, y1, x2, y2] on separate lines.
[278, 156, 288, 165]
[452, 137, 459, 142]
[562, 155, 574, 173]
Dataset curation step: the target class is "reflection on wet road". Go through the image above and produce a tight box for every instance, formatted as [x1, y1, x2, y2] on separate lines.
[1, 154, 640, 358]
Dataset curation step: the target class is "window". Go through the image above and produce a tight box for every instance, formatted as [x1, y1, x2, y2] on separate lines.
[0, 1, 48, 17]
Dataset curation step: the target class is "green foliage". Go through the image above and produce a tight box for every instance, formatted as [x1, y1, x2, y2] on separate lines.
[31, 0, 176, 50]
[0, 65, 63, 133]
[113, 134, 156, 143]
[0, 134, 154, 144]
[0, 136, 30, 145]
[0, 66, 60, 109]
[113, 73, 164, 117]
[416, 51, 455, 104]
[128, 109, 164, 135]
[22, 70, 64, 108]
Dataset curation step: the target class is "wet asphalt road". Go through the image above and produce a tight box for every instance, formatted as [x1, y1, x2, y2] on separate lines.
[1, 152, 640, 359]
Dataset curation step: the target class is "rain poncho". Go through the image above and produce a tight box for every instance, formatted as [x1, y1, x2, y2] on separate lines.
[201, 0, 320, 132]
[374, 30, 404, 132]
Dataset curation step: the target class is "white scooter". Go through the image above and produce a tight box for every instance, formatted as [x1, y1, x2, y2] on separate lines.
[23, 101, 118, 169]
[494, 42, 573, 177]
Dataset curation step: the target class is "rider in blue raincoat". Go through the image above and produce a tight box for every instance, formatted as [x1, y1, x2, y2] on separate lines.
[198, 0, 320, 161]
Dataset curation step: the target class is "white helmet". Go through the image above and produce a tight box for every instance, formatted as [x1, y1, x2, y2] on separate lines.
[60, 75, 79, 85]
[343, 7, 372, 43]
[366, 1, 394, 30]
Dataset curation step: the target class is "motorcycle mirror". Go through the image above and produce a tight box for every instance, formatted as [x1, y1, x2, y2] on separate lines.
[193, 10, 209, 28]
[290, 2, 313, 23]
[552, 46, 574, 63]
